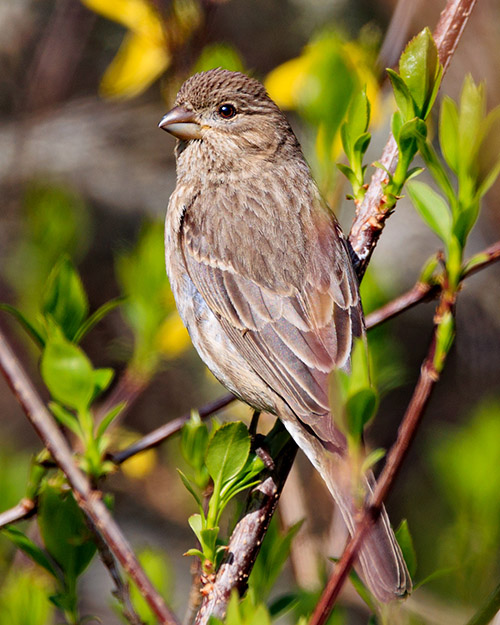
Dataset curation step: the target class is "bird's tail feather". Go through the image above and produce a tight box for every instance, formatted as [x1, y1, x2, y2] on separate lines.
[319, 452, 411, 603]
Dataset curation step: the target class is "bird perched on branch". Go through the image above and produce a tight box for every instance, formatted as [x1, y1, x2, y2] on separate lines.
[159, 68, 410, 602]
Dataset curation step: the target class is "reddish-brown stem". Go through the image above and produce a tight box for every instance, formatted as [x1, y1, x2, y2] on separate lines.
[348, 0, 479, 278]
[365, 239, 500, 329]
[110, 393, 235, 465]
[310, 319, 443, 625]
[0, 327, 180, 625]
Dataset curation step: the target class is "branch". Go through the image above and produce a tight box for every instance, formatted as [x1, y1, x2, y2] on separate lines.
[0, 326, 179, 625]
[365, 240, 500, 329]
[310, 293, 451, 625]
[85, 515, 144, 625]
[110, 393, 235, 465]
[348, 0, 479, 278]
[0, 498, 36, 529]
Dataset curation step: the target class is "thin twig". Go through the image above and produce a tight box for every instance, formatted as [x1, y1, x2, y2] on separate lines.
[85, 515, 144, 625]
[0, 326, 179, 625]
[110, 393, 235, 465]
[365, 281, 437, 329]
[365, 240, 500, 329]
[310, 299, 448, 625]
[348, 0, 479, 278]
[0, 498, 36, 529]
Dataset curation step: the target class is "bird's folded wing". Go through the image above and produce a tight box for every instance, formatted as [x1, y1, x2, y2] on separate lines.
[181, 209, 364, 447]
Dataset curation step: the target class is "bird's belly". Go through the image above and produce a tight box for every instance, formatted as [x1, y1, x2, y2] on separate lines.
[165, 246, 278, 415]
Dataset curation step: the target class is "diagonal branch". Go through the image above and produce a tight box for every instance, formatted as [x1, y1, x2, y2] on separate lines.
[0, 326, 180, 625]
[348, 0, 479, 278]
[109, 393, 235, 465]
[365, 240, 500, 329]
[310, 289, 454, 625]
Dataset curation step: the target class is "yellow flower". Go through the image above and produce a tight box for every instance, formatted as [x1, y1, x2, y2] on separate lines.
[81, 0, 200, 99]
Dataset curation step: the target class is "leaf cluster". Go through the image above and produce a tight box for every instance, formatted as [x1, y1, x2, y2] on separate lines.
[179, 418, 264, 571]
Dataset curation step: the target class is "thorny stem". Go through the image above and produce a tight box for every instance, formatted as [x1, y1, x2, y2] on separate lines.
[0, 327, 179, 625]
[348, 0, 479, 279]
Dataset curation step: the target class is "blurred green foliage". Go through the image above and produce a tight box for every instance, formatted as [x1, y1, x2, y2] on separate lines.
[430, 400, 500, 602]
[5, 183, 90, 319]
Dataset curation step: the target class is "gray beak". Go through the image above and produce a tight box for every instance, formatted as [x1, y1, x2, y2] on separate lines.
[158, 106, 202, 140]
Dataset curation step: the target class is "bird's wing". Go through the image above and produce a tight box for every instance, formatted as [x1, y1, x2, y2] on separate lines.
[180, 184, 364, 447]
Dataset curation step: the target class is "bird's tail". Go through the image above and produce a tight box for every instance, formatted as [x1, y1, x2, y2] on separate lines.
[326, 463, 411, 602]
[303, 439, 411, 602]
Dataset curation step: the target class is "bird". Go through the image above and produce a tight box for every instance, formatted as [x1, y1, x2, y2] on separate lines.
[159, 68, 411, 602]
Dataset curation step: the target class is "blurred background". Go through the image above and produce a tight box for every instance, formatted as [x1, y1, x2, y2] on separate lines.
[1, 0, 500, 623]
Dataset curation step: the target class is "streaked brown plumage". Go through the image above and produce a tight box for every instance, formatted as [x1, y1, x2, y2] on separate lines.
[160, 68, 411, 601]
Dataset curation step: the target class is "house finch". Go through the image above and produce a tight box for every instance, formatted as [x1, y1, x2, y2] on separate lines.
[160, 68, 410, 602]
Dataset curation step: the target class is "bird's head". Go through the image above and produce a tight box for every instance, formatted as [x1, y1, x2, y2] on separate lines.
[159, 68, 299, 163]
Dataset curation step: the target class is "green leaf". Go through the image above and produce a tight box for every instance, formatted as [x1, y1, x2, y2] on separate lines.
[336, 163, 357, 188]
[346, 388, 378, 439]
[361, 447, 386, 474]
[417, 137, 456, 205]
[181, 411, 209, 474]
[0, 303, 45, 347]
[184, 548, 205, 559]
[92, 367, 114, 399]
[188, 513, 204, 541]
[347, 337, 371, 395]
[419, 253, 440, 284]
[200, 527, 219, 559]
[348, 88, 370, 139]
[38, 483, 97, 580]
[387, 69, 414, 121]
[439, 96, 459, 173]
[399, 27, 440, 118]
[461, 251, 489, 277]
[341, 87, 371, 161]
[353, 132, 371, 155]
[407, 181, 452, 245]
[206, 422, 250, 488]
[2, 526, 60, 580]
[177, 469, 203, 511]
[96, 402, 125, 439]
[395, 519, 417, 577]
[397, 118, 427, 154]
[41, 256, 88, 341]
[458, 75, 486, 179]
[48, 401, 82, 437]
[477, 106, 500, 198]
[40, 333, 95, 412]
[73, 296, 124, 343]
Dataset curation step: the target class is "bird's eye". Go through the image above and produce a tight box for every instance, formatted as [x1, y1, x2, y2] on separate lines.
[218, 104, 237, 119]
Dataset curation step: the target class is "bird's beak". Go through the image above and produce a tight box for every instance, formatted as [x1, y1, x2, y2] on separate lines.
[158, 106, 202, 140]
